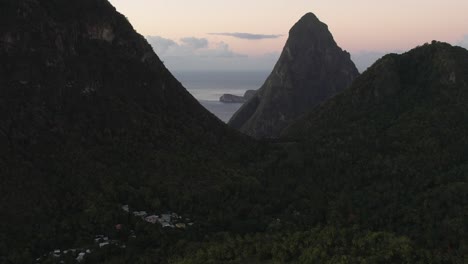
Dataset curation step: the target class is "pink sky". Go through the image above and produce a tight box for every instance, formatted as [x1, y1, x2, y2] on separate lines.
[108, 0, 468, 71]
[109, 0, 467, 53]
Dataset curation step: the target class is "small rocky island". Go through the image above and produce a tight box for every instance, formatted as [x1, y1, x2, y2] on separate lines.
[220, 90, 256, 103]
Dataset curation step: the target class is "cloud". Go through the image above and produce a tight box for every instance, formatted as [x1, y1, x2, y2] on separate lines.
[145, 35, 254, 71]
[146, 35, 245, 58]
[208, 32, 283, 40]
[199, 42, 247, 58]
[458, 35, 468, 49]
[145, 36, 177, 54]
[180, 37, 209, 49]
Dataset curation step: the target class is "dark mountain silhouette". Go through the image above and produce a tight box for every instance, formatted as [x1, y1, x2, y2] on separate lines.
[175, 41, 468, 264]
[1, 0, 467, 263]
[0, 0, 259, 260]
[285, 41, 468, 139]
[228, 13, 359, 138]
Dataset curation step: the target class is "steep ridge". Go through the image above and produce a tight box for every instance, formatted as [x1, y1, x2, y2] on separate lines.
[285, 41, 468, 139]
[0, 0, 260, 261]
[280, 41, 468, 259]
[171, 41, 468, 264]
[228, 13, 359, 138]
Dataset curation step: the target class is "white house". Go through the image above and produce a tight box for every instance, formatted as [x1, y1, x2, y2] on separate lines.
[76, 252, 86, 262]
[133, 211, 147, 217]
[99, 242, 110, 248]
[160, 214, 171, 222]
[161, 222, 174, 228]
[144, 215, 159, 224]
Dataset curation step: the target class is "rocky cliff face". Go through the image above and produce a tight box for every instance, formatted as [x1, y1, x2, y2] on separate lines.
[228, 13, 359, 138]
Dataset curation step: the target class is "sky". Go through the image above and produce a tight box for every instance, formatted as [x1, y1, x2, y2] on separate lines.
[109, 0, 468, 72]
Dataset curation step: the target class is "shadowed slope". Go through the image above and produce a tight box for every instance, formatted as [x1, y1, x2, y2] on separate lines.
[0, 0, 259, 260]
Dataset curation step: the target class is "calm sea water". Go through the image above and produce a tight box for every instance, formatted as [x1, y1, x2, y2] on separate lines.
[173, 71, 269, 122]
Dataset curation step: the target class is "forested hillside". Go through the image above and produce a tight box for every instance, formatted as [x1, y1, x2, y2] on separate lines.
[171, 42, 468, 264]
[0, 0, 265, 262]
[0, 0, 466, 263]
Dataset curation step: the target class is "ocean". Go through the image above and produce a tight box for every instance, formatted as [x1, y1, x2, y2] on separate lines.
[173, 71, 269, 122]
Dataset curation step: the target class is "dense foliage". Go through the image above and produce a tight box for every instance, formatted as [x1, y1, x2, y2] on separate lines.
[0, 0, 264, 262]
[171, 227, 430, 264]
[0, 0, 467, 263]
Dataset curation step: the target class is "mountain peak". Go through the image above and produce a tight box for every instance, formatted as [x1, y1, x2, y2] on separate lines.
[296, 12, 321, 24]
[288, 12, 333, 43]
[228, 13, 359, 138]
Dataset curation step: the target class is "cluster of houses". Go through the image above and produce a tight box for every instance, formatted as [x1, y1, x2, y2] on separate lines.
[36, 248, 90, 263]
[122, 204, 194, 229]
[36, 235, 126, 263]
[35, 205, 193, 263]
[93, 235, 125, 249]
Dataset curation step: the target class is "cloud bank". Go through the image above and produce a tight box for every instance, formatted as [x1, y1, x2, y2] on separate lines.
[146, 35, 245, 59]
[146, 36, 177, 54]
[208, 32, 283, 40]
[145, 35, 279, 71]
[180, 37, 209, 49]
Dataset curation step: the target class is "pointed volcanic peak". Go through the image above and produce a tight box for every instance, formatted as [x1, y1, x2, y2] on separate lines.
[284, 41, 468, 140]
[228, 12, 359, 139]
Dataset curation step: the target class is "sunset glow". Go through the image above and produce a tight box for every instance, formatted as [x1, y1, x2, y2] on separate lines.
[108, 0, 468, 71]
